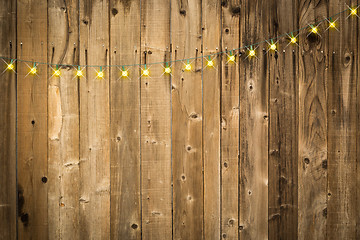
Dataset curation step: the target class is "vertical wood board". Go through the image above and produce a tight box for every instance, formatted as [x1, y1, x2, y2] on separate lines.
[140, 0, 172, 238]
[171, 0, 204, 239]
[109, 0, 141, 238]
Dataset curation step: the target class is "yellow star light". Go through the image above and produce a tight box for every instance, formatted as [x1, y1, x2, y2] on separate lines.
[228, 55, 235, 62]
[270, 43, 276, 51]
[7, 63, 14, 70]
[311, 26, 318, 34]
[76, 68, 83, 77]
[54, 69, 61, 77]
[184, 61, 192, 71]
[97, 71, 104, 78]
[249, 49, 256, 57]
[30, 67, 37, 75]
[207, 59, 214, 67]
[121, 70, 128, 78]
[329, 21, 336, 28]
[351, 8, 357, 15]
[290, 37, 297, 44]
[142, 67, 150, 76]
[164, 66, 171, 74]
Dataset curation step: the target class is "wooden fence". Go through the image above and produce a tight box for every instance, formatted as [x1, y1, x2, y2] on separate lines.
[0, 0, 359, 239]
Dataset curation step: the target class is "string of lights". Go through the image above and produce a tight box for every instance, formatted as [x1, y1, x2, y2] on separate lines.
[1, 4, 359, 79]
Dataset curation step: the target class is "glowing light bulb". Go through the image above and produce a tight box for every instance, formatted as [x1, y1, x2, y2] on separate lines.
[121, 70, 128, 77]
[97, 71, 104, 78]
[54, 70, 61, 77]
[229, 55, 235, 62]
[142, 68, 149, 76]
[270, 44, 276, 51]
[351, 8, 357, 15]
[30, 67, 37, 75]
[184, 61, 192, 71]
[164, 66, 171, 74]
[329, 21, 336, 28]
[249, 49, 256, 57]
[76, 70, 83, 77]
[311, 26, 318, 34]
[7, 63, 14, 70]
[290, 37, 297, 44]
[207, 59, 214, 67]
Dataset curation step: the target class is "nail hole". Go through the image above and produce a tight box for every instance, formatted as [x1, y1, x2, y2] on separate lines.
[112, 8, 118, 16]
[179, 9, 186, 16]
[41, 177, 47, 183]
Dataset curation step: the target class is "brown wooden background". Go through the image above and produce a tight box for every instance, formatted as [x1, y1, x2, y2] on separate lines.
[0, 0, 359, 239]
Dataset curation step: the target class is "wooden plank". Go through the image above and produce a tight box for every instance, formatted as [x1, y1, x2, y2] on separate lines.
[357, 8, 360, 239]
[202, 0, 221, 239]
[171, 0, 203, 239]
[239, 0, 269, 239]
[47, 0, 80, 239]
[327, 0, 358, 239]
[268, 0, 299, 239]
[220, 1, 240, 239]
[109, 0, 141, 239]
[298, 1, 328, 239]
[17, 0, 48, 239]
[0, 0, 17, 239]
[79, 0, 110, 238]
[140, 0, 172, 238]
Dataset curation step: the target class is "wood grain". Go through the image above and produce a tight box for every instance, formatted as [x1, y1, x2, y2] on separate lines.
[17, 0, 48, 239]
[47, 0, 80, 239]
[140, 0, 172, 239]
[327, 0, 358, 239]
[0, 1, 16, 239]
[357, 7, 360, 238]
[298, 1, 328, 239]
[79, 0, 111, 238]
[202, 0, 221, 239]
[268, 0, 299, 239]
[220, 1, 240, 239]
[171, 0, 203, 239]
[239, 0, 269, 239]
[2, 1, 360, 238]
[110, 0, 141, 239]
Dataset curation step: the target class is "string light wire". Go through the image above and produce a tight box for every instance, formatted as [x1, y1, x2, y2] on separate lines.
[0, 4, 358, 70]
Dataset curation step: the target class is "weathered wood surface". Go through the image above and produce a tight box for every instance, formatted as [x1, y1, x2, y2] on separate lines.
[220, 1, 240, 240]
[110, 0, 141, 239]
[327, 0, 358, 239]
[47, 0, 80, 238]
[171, 0, 203, 239]
[140, 0, 172, 239]
[298, 1, 328, 239]
[268, 0, 299, 239]
[17, 0, 48, 239]
[0, 1, 16, 239]
[79, 0, 111, 238]
[239, 0, 269, 239]
[202, 0, 221, 239]
[0, 0, 359, 239]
